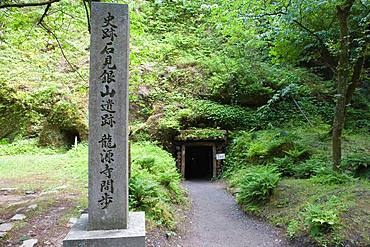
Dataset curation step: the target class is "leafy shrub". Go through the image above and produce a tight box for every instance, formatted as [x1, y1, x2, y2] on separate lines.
[0, 82, 37, 140]
[272, 156, 295, 176]
[257, 93, 334, 128]
[129, 142, 185, 227]
[236, 166, 281, 205]
[302, 196, 340, 237]
[287, 220, 299, 238]
[342, 153, 370, 179]
[136, 157, 156, 171]
[129, 170, 160, 209]
[284, 146, 309, 161]
[345, 107, 370, 132]
[224, 131, 252, 172]
[186, 99, 256, 130]
[0, 138, 8, 145]
[292, 159, 327, 179]
[225, 130, 299, 172]
[310, 170, 356, 185]
[247, 142, 269, 158]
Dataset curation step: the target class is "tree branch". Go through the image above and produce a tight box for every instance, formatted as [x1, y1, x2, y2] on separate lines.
[292, 19, 325, 50]
[359, 0, 369, 10]
[292, 19, 337, 70]
[37, 3, 51, 25]
[38, 22, 88, 83]
[254, 11, 287, 18]
[0, 0, 60, 9]
[82, 0, 91, 33]
[291, 96, 313, 127]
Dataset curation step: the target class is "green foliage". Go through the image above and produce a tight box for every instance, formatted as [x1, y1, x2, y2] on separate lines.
[247, 142, 269, 158]
[129, 142, 185, 228]
[310, 170, 356, 185]
[292, 159, 328, 179]
[0, 138, 65, 155]
[262, 178, 370, 246]
[302, 196, 341, 238]
[345, 107, 370, 132]
[186, 99, 256, 129]
[129, 170, 161, 208]
[0, 140, 185, 229]
[224, 125, 369, 246]
[225, 130, 299, 172]
[287, 220, 299, 238]
[342, 153, 370, 179]
[272, 156, 295, 177]
[129, 122, 151, 142]
[256, 94, 334, 128]
[135, 157, 156, 172]
[236, 166, 280, 205]
[284, 146, 309, 160]
[0, 82, 36, 139]
[175, 128, 225, 141]
[0, 1, 88, 144]
[221, 0, 369, 72]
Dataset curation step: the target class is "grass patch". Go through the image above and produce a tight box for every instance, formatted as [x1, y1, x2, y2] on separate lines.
[0, 140, 185, 230]
[265, 179, 370, 246]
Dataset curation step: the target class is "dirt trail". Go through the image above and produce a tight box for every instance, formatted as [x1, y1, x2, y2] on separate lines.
[179, 180, 293, 247]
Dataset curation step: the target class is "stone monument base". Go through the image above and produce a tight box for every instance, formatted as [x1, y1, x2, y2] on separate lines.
[63, 212, 145, 247]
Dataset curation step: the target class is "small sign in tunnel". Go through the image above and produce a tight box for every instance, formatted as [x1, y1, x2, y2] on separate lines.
[185, 146, 213, 179]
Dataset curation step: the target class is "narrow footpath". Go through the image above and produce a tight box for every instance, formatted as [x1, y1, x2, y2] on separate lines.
[179, 180, 293, 247]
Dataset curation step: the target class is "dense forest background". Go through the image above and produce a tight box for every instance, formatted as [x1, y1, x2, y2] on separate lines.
[0, 0, 369, 246]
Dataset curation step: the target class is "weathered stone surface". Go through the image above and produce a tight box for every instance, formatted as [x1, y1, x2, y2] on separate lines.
[16, 207, 25, 213]
[27, 204, 38, 210]
[88, 2, 130, 231]
[0, 231, 7, 238]
[0, 187, 16, 192]
[63, 213, 145, 247]
[11, 214, 26, 221]
[69, 218, 78, 224]
[67, 218, 78, 227]
[64, 3, 145, 247]
[20, 239, 38, 247]
[0, 222, 13, 232]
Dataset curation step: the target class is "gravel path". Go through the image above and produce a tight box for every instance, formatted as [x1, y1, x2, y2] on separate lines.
[179, 180, 293, 247]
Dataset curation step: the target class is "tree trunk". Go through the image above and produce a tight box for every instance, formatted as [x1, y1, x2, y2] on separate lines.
[332, 0, 354, 170]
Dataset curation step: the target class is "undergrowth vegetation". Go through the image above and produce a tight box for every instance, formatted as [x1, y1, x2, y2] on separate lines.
[130, 142, 186, 228]
[224, 126, 370, 246]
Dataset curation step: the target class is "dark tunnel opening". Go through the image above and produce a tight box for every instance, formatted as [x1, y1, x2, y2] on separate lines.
[64, 129, 81, 148]
[185, 146, 213, 180]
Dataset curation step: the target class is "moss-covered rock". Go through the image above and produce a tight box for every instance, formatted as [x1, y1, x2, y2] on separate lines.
[0, 81, 87, 146]
[175, 128, 226, 141]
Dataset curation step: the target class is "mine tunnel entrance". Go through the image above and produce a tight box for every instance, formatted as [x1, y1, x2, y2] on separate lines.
[185, 146, 213, 179]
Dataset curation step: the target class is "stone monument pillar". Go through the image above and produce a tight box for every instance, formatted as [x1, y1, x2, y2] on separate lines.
[63, 3, 145, 246]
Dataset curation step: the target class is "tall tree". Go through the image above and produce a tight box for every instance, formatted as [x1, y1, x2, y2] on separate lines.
[333, 0, 357, 170]
[213, 0, 369, 169]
